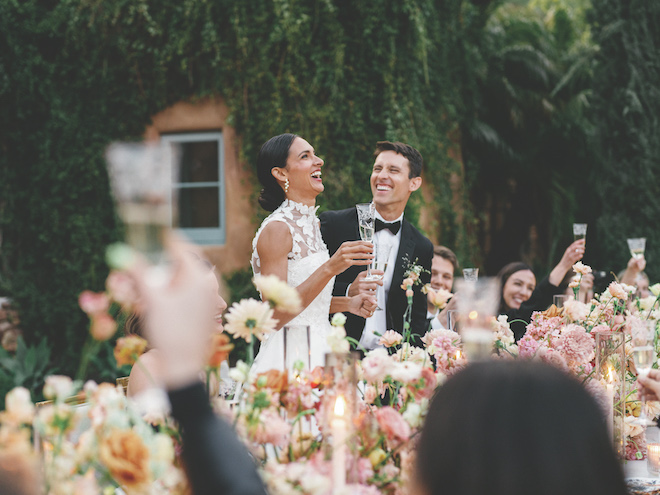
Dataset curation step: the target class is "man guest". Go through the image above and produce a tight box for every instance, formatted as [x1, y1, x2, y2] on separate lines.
[320, 141, 433, 351]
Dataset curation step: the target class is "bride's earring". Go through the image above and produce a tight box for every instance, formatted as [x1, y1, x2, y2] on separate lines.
[284, 178, 290, 194]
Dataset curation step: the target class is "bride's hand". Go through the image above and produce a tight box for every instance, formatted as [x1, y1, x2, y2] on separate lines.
[347, 293, 378, 318]
[327, 241, 374, 275]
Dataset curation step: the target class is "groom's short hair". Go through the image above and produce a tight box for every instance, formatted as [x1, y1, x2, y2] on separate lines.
[373, 141, 423, 179]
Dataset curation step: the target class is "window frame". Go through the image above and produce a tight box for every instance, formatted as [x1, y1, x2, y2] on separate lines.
[160, 131, 225, 245]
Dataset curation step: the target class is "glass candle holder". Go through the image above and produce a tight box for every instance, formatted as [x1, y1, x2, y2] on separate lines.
[323, 352, 359, 486]
[283, 325, 311, 372]
[455, 277, 500, 362]
[595, 331, 626, 458]
[648, 443, 660, 476]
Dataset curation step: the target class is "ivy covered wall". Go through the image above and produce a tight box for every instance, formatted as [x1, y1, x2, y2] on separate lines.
[0, 0, 493, 379]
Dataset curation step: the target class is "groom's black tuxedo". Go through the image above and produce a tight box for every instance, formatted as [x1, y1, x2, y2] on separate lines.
[319, 207, 433, 344]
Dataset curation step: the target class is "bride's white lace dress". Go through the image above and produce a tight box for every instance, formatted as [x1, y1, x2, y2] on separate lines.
[250, 199, 334, 373]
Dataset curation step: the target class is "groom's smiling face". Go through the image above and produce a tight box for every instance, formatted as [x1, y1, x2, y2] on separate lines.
[370, 150, 421, 218]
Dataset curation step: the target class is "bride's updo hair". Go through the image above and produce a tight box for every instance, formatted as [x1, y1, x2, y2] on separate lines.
[257, 133, 298, 212]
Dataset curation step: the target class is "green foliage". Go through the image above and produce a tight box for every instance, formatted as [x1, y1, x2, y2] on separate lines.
[1, 0, 496, 383]
[462, 0, 599, 275]
[0, 337, 52, 407]
[587, 0, 660, 281]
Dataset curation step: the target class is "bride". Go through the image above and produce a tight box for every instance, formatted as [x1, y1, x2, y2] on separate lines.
[251, 133, 376, 373]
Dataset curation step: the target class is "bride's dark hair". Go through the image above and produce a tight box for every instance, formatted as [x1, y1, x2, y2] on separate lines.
[257, 133, 298, 212]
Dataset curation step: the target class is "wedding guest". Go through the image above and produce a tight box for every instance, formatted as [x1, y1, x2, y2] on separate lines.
[126, 257, 227, 398]
[129, 235, 268, 495]
[427, 245, 459, 330]
[562, 270, 595, 303]
[635, 272, 651, 298]
[415, 360, 627, 495]
[320, 141, 433, 350]
[497, 239, 585, 340]
[250, 133, 376, 372]
[619, 256, 646, 288]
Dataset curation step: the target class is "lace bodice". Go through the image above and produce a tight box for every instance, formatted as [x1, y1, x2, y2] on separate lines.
[251, 200, 334, 330]
[250, 200, 334, 372]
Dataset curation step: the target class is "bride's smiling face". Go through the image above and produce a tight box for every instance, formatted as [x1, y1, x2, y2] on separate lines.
[277, 137, 324, 204]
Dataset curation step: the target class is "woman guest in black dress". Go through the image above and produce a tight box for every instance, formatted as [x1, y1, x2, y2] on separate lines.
[498, 239, 585, 341]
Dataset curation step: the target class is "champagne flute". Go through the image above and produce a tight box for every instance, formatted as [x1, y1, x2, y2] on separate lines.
[627, 238, 646, 260]
[369, 241, 392, 311]
[356, 203, 375, 279]
[631, 319, 657, 426]
[573, 223, 588, 244]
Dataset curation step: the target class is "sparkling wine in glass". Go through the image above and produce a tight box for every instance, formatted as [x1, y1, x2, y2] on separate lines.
[368, 241, 392, 311]
[628, 238, 646, 260]
[573, 223, 588, 244]
[631, 319, 657, 426]
[356, 203, 376, 278]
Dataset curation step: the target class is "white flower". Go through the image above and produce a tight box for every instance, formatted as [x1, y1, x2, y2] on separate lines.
[391, 360, 423, 384]
[396, 344, 428, 364]
[563, 298, 590, 322]
[327, 325, 350, 353]
[229, 360, 251, 383]
[253, 274, 302, 314]
[402, 402, 423, 428]
[331, 313, 347, 327]
[43, 375, 75, 401]
[4, 387, 34, 424]
[362, 348, 392, 383]
[224, 298, 278, 342]
[624, 415, 645, 438]
[650, 284, 660, 297]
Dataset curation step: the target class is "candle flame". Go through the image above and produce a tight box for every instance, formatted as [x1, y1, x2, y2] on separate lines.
[468, 311, 478, 320]
[606, 365, 614, 383]
[455, 350, 462, 360]
[334, 395, 346, 417]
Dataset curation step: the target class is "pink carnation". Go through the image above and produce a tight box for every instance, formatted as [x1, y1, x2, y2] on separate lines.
[554, 324, 595, 369]
[379, 330, 403, 348]
[591, 324, 611, 334]
[626, 434, 647, 460]
[517, 334, 542, 358]
[375, 406, 411, 443]
[251, 409, 291, 447]
[536, 346, 568, 371]
[362, 348, 392, 383]
[525, 313, 562, 340]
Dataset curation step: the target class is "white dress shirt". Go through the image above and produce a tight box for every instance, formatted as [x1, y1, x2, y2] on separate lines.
[359, 211, 403, 351]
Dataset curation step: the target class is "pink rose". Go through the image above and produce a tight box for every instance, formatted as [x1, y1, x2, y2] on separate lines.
[379, 330, 403, 348]
[90, 313, 117, 341]
[78, 290, 110, 315]
[375, 406, 411, 443]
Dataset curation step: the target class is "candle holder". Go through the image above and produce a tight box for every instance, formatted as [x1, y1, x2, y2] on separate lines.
[455, 277, 500, 362]
[595, 331, 626, 457]
[648, 443, 660, 476]
[323, 352, 358, 490]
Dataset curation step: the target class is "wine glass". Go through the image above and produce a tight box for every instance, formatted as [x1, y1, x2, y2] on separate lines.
[627, 238, 646, 260]
[631, 319, 657, 426]
[105, 142, 180, 266]
[356, 203, 375, 279]
[573, 223, 588, 244]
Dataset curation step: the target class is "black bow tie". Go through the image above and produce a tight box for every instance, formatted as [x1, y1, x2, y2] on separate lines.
[375, 218, 401, 235]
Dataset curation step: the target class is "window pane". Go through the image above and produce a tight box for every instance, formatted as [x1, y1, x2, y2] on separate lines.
[178, 141, 219, 183]
[175, 187, 219, 228]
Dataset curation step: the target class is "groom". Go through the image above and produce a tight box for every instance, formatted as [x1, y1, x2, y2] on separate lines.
[320, 141, 433, 350]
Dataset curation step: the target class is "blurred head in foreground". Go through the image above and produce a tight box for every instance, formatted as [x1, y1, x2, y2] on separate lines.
[416, 360, 627, 495]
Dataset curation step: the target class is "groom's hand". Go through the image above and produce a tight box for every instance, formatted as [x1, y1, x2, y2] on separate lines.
[347, 270, 384, 297]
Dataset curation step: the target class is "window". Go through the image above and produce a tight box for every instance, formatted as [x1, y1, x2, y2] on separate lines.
[161, 132, 225, 245]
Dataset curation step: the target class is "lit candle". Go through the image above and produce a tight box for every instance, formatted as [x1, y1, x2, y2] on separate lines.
[605, 366, 614, 440]
[332, 395, 347, 493]
[648, 444, 660, 476]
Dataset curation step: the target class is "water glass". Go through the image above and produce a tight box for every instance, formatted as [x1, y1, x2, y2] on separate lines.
[553, 294, 570, 308]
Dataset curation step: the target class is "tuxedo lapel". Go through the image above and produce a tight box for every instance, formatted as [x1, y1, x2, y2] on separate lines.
[391, 220, 415, 293]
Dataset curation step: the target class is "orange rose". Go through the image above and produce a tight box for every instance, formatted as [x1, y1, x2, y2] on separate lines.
[256, 369, 289, 394]
[114, 335, 148, 367]
[99, 429, 151, 491]
[207, 332, 234, 368]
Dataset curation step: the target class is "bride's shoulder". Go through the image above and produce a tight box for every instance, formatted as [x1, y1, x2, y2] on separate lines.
[256, 220, 293, 251]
